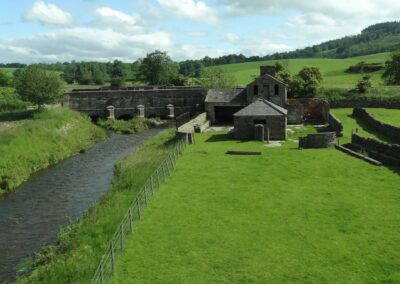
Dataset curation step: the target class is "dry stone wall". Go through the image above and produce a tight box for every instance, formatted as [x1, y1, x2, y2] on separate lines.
[352, 108, 400, 143]
[328, 112, 343, 137]
[330, 98, 400, 109]
[299, 132, 336, 149]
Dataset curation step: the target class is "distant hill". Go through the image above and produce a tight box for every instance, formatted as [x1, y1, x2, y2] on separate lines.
[179, 22, 400, 75]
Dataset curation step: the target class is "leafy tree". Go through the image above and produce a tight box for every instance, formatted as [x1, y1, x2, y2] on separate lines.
[92, 63, 108, 85]
[63, 63, 77, 84]
[200, 67, 236, 90]
[382, 50, 400, 85]
[356, 75, 372, 93]
[138, 51, 179, 85]
[77, 63, 93, 85]
[289, 67, 323, 98]
[14, 66, 64, 109]
[110, 60, 126, 87]
[274, 62, 291, 85]
[0, 69, 10, 86]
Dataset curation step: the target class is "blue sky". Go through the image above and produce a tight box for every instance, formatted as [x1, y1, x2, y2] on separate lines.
[0, 0, 399, 63]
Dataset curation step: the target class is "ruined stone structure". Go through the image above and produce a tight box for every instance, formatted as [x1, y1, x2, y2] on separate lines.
[64, 86, 206, 120]
[205, 66, 287, 125]
[299, 132, 337, 149]
[234, 99, 287, 140]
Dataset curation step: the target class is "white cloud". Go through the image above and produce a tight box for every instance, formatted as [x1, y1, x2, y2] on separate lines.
[23, 1, 73, 26]
[93, 7, 146, 33]
[224, 33, 240, 42]
[157, 0, 219, 25]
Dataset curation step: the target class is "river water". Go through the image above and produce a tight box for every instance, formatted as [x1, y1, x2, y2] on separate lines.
[0, 128, 165, 283]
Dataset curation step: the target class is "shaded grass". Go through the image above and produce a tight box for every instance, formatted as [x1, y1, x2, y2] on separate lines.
[332, 108, 400, 144]
[0, 108, 106, 196]
[114, 130, 400, 283]
[16, 129, 178, 284]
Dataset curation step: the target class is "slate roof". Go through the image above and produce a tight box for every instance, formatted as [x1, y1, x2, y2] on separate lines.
[255, 74, 288, 86]
[234, 99, 287, 117]
[205, 88, 246, 104]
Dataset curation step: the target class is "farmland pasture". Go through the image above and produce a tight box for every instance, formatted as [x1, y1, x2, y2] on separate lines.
[113, 129, 400, 283]
[215, 53, 392, 89]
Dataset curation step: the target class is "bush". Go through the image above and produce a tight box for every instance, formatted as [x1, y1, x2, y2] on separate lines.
[97, 117, 163, 134]
[0, 87, 28, 112]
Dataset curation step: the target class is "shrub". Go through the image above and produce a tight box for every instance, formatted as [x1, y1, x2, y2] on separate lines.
[0, 87, 28, 112]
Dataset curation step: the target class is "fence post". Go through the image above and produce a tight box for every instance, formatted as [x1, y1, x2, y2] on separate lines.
[148, 182, 153, 196]
[136, 197, 141, 220]
[156, 169, 160, 188]
[100, 263, 104, 284]
[110, 242, 115, 275]
[144, 186, 148, 206]
[128, 208, 133, 233]
[150, 176, 154, 193]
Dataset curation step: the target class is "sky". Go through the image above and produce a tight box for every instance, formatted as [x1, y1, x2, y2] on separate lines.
[0, 0, 399, 63]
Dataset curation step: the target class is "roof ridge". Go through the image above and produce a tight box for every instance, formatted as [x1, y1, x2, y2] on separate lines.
[262, 99, 287, 115]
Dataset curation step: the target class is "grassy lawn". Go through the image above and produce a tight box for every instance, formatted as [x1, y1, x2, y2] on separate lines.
[216, 53, 394, 89]
[113, 130, 400, 283]
[332, 108, 400, 144]
[16, 130, 178, 284]
[0, 108, 106, 196]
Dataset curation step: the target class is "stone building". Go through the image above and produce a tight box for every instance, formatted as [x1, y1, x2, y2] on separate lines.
[205, 66, 287, 125]
[234, 99, 287, 140]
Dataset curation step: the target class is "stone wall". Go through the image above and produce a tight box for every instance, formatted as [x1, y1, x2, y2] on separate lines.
[299, 132, 336, 149]
[352, 108, 400, 143]
[352, 133, 400, 166]
[286, 103, 303, 125]
[328, 112, 343, 137]
[287, 98, 329, 123]
[64, 87, 206, 119]
[177, 113, 208, 134]
[234, 116, 286, 140]
[330, 98, 400, 109]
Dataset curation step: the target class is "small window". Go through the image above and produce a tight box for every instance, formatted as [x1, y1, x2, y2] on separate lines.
[274, 84, 279, 95]
[254, 119, 266, 125]
[253, 85, 259, 95]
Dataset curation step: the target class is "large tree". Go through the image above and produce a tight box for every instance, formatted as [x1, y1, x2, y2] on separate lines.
[110, 60, 127, 87]
[382, 50, 400, 85]
[0, 69, 10, 87]
[289, 66, 323, 98]
[14, 66, 64, 109]
[138, 51, 180, 85]
[200, 67, 236, 90]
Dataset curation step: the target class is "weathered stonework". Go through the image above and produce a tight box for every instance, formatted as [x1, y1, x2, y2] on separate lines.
[328, 112, 343, 137]
[286, 103, 304, 124]
[299, 132, 336, 149]
[63, 86, 206, 119]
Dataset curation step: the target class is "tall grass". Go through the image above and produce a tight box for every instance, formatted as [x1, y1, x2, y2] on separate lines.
[0, 87, 28, 112]
[0, 108, 106, 196]
[16, 129, 177, 283]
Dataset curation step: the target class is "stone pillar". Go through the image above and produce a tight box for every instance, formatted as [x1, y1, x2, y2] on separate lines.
[166, 104, 175, 119]
[106, 105, 115, 120]
[254, 124, 264, 142]
[137, 105, 145, 118]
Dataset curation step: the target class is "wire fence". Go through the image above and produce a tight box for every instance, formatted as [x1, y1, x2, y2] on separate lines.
[91, 135, 189, 284]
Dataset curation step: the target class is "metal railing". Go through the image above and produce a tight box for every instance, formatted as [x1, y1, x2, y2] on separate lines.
[91, 136, 189, 284]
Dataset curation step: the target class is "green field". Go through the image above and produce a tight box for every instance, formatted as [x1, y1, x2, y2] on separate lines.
[217, 53, 392, 89]
[0, 67, 17, 75]
[113, 128, 400, 283]
[332, 108, 400, 144]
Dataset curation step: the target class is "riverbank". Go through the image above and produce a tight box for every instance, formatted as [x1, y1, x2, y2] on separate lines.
[0, 108, 106, 196]
[15, 129, 177, 283]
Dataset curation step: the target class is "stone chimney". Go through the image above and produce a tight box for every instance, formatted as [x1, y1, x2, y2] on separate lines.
[260, 66, 276, 77]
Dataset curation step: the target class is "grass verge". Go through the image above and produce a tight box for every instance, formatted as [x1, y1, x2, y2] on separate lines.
[113, 130, 400, 283]
[15, 129, 177, 283]
[0, 108, 106, 196]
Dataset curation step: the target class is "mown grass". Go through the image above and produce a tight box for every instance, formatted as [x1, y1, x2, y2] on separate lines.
[0, 108, 106, 196]
[114, 130, 400, 283]
[16, 129, 178, 284]
[216, 53, 391, 88]
[332, 108, 400, 144]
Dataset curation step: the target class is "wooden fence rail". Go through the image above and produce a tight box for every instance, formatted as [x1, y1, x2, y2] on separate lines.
[91, 136, 188, 284]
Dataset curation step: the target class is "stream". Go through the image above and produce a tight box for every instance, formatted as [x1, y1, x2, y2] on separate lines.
[0, 128, 165, 283]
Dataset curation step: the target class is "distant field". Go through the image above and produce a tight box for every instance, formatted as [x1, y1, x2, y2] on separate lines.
[215, 53, 392, 89]
[114, 129, 400, 283]
[0, 68, 17, 75]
